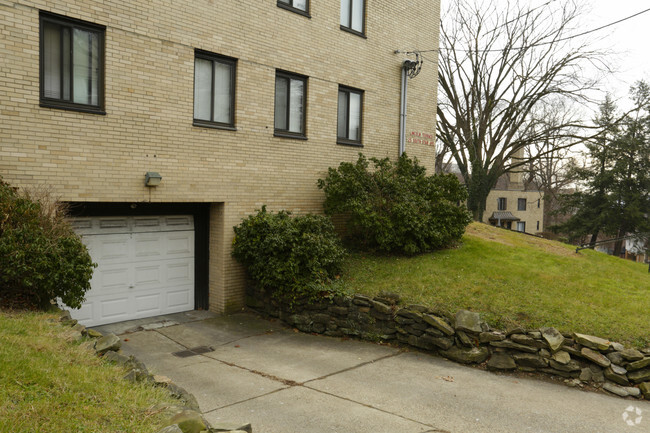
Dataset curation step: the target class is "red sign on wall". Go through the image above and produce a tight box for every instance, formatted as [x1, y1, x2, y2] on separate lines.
[407, 131, 434, 146]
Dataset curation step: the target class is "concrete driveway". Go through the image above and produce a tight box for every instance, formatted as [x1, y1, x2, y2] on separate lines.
[97, 312, 649, 433]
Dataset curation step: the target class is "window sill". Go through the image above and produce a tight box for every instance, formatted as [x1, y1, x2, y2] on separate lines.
[274, 131, 308, 140]
[193, 120, 237, 131]
[337, 139, 363, 147]
[340, 25, 367, 39]
[40, 101, 106, 115]
[277, 3, 311, 18]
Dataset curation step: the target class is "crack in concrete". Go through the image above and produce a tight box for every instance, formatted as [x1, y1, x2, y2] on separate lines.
[202, 387, 289, 414]
[302, 350, 404, 385]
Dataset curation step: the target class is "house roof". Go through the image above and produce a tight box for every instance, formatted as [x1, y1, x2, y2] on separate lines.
[488, 211, 521, 222]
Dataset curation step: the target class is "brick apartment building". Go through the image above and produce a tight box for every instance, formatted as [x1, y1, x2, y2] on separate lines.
[1, 0, 441, 325]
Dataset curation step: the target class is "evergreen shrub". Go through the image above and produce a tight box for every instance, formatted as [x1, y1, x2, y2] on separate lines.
[232, 207, 346, 301]
[0, 178, 95, 309]
[317, 153, 471, 255]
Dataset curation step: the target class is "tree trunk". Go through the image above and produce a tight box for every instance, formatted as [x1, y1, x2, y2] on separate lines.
[467, 175, 492, 222]
[613, 229, 625, 257]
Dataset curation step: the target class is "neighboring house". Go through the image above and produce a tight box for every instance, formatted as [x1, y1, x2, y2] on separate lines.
[593, 234, 649, 263]
[1, 1, 441, 326]
[484, 170, 545, 234]
[444, 156, 544, 234]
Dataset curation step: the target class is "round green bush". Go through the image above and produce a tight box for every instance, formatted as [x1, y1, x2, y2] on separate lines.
[317, 153, 472, 255]
[232, 207, 346, 301]
[0, 178, 95, 309]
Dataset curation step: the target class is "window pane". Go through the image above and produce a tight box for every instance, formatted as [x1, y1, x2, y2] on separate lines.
[294, 0, 307, 11]
[289, 79, 304, 133]
[43, 23, 61, 99]
[348, 92, 361, 140]
[90, 32, 99, 105]
[62, 28, 71, 100]
[275, 77, 288, 130]
[337, 91, 348, 138]
[340, 0, 351, 27]
[194, 58, 212, 121]
[72, 28, 98, 105]
[351, 0, 364, 32]
[213, 61, 231, 123]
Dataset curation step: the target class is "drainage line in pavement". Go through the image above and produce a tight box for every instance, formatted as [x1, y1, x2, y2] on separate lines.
[301, 350, 404, 385]
[301, 385, 446, 432]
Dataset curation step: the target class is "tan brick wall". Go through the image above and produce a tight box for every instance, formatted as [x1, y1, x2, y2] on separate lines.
[1, 0, 441, 311]
[485, 190, 545, 234]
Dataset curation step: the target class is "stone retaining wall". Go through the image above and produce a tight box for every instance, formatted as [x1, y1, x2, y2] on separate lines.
[246, 288, 650, 401]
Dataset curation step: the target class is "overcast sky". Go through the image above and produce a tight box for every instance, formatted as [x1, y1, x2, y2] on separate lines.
[439, 0, 650, 108]
[586, 1, 650, 102]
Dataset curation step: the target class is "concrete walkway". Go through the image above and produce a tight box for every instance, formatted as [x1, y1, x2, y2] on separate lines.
[97, 312, 649, 433]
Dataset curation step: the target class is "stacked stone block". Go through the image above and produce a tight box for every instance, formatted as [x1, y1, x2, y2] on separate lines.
[247, 288, 650, 401]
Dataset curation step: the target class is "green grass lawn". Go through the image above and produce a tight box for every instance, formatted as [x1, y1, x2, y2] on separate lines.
[0, 310, 178, 433]
[343, 222, 650, 348]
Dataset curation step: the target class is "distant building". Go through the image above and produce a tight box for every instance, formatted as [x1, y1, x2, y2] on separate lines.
[484, 169, 545, 234]
[443, 149, 544, 234]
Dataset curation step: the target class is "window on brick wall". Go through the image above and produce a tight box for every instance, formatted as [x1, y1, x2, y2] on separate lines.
[517, 221, 526, 232]
[274, 71, 307, 138]
[341, 0, 365, 36]
[39, 11, 105, 113]
[193, 50, 236, 129]
[518, 198, 527, 211]
[337, 86, 363, 146]
[497, 197, 507, 211]
[278, 0, 310, 16]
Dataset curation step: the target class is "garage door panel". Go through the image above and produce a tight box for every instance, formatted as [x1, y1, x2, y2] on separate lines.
[69, 215, 195, 327]
[100, 297, 131, 321]
[135, 292, 162, 315]
[96, 235, 132, 262]
[167, 261, 193, 283]
[166, 216, 193, 229]
[97, 266, 131, 293]
[167, 286, 193, 308]
[133, 234, 164, 258]
[166, 232, 194, 257]
[98, 218, 130, 233]
[134, 264, 163, 286]
[74, 301, 94, 323]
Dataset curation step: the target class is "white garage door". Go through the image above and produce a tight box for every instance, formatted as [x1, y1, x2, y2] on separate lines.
[69, 215, 195, 327]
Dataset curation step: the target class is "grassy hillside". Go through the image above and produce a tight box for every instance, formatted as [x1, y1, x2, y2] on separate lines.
[343, 222, 650, 348]
[0, 311, 178, 433]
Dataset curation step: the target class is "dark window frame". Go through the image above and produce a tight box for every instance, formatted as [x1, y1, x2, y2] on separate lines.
[39, 11, 106, 114]
[277, 0, 311, 17]
[274, 70, 308, 140]
[517, 221, 526, 233]
[518, 198, 527, 211]
[497, 197, 507, 211]
[337, 85, 364, 147]
[192, 50, 237, 130]
[340, 0, 367, 38]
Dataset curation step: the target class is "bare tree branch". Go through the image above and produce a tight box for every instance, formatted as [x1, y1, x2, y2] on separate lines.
[436, 0, 609, 221]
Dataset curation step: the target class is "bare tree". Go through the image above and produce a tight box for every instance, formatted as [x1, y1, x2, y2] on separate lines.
[524, 100, 579, 229]
[436, 0, 607, 221]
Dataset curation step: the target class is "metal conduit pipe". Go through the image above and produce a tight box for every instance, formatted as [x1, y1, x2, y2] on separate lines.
[399, 62, 409, 156]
